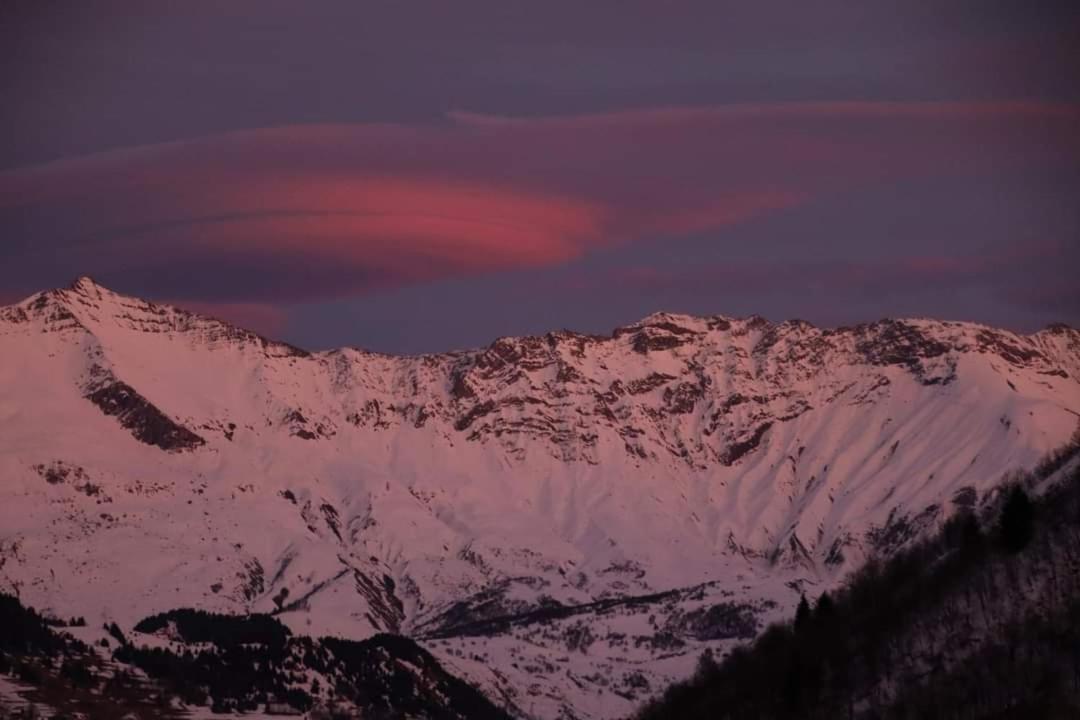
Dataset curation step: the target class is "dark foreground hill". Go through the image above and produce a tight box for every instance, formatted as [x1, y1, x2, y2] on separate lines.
[0, 599, 510, 719]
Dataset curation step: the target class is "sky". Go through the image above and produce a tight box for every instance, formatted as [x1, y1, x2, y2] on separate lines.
[2, 2, 1079, 353]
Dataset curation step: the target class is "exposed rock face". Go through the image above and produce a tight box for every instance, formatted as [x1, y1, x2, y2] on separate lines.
[1, 278, 1079, 720]
[428, 312, 1077, 469]
[86, 380, 205, 451]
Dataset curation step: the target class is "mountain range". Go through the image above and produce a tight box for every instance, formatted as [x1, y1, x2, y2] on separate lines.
[1, 277, 1078, 719]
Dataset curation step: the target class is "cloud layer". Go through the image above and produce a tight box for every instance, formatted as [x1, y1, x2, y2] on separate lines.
[3, 101, 1077, 316]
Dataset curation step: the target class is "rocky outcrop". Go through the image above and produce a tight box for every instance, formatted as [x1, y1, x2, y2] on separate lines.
[85, 380, 205, 452]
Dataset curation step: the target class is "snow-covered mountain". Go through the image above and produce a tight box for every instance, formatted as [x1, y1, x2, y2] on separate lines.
[1, 277, 1078, 719]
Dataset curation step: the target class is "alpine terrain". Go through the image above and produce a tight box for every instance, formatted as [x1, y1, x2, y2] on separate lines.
[2, 277, 1079, 718]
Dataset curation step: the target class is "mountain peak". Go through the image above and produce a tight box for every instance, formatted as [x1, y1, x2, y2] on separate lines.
[60, 275, 125, 310]
[69, 275, 106, 292]
[635, 311, 709, 326]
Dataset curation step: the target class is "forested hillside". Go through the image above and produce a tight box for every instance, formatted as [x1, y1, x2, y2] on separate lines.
[637, 438, 1080, 719]
[0, 601, 509, 719]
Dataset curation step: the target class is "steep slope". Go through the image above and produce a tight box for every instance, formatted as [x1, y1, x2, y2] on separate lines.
[1, 277, 1078, 719]
[635, 452, 1080, 719]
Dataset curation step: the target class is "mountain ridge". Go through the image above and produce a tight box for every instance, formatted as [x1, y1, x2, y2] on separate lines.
[11, 274, 1076, 357]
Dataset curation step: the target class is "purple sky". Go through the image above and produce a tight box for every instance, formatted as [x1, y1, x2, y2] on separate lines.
[2, 2, 1079, 352]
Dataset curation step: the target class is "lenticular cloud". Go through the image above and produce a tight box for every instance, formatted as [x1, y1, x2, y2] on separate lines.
[1, 102, 1076, 304]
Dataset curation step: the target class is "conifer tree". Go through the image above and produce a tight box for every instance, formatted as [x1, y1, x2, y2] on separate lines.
[998, 485, 1034, 553]
[815, 592, 835, 622]
[794, 594, 811, 632]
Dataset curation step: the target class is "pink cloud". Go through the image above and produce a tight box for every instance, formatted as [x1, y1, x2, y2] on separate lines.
[2, 101, 1078, 305]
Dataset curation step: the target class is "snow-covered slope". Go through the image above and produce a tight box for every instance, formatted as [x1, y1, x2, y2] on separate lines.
[1, 277, 1078, 719]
